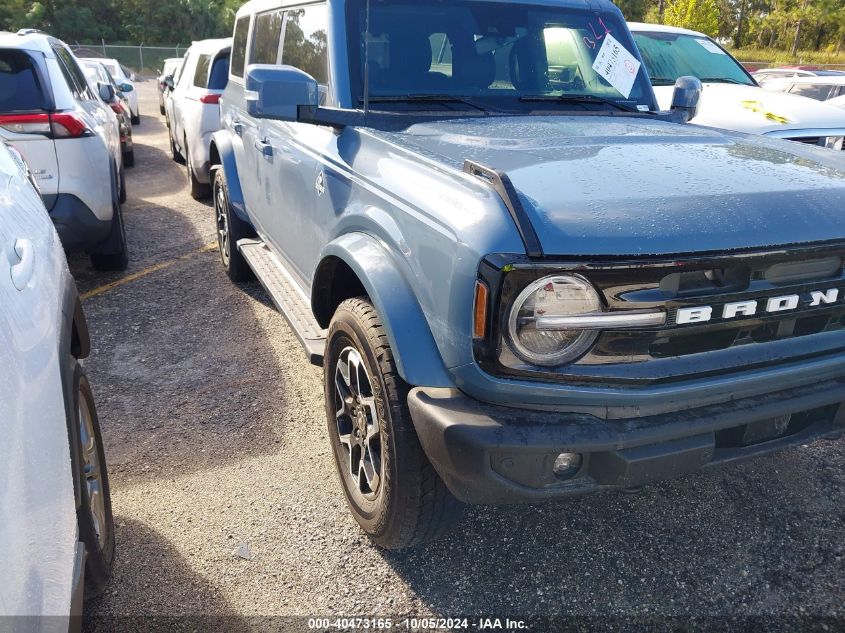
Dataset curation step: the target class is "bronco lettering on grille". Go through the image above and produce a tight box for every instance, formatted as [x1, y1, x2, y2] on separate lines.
[676, 288, 842, 325]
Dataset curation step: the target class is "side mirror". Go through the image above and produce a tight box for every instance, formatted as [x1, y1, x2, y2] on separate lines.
[120, 82, 134, 93]
[98, 82, 116, 103]
[670, 76, 703, 122]
[245, 64, 318, 122]
[163, 75, 175, 90]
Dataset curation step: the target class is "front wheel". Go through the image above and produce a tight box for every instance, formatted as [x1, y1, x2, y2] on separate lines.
[325, 298, 463, 550]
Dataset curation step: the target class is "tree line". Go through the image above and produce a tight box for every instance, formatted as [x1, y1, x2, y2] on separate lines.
[0, 0, 240, 46]
[614, 0, 844, 53]
[1, 0, 843, 55]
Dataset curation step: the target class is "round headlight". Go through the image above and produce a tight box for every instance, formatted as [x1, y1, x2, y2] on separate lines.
[506, 274, 602, 367]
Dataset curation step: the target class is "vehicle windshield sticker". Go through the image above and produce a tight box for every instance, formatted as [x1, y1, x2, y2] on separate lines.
[741, 99, 790, 124]
[591, 33, 641, 99]
[695, 39, 726, 55]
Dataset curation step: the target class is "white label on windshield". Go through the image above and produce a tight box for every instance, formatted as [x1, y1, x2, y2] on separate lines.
[591, 33, 641, 99]
[695, 38, 726, 55]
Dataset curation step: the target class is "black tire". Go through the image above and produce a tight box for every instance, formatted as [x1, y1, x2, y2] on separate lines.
[123, 149, 135, 168]
[90, 206, 128, 271]
[118, 165, 126, 204]
[71, 361, 115, 597]
[159, 104, 165, 116]
[90, 164, 129, 271]
[325, 298, 463, 550]
[131, 113, 140, 126]
[169, 129, 184, 164]
[186, 137, 211, 200]
[212, 167, 254, 282]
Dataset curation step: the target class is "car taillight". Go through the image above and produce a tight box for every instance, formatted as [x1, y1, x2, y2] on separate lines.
[0, 113, 52, 135]
[50, 113, 92, 138]
[110, 101, 126, 115]
[200, 93, 221, 105]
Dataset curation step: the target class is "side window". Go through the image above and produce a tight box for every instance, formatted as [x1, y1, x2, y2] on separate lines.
[252, 9, 285, 65]
[174, 54, 189, 85]
[282, 4, 329, 86]
[231, 15, 251, 78]
[193, 55, 211, 88]
[52, 45, 89, 98]
[788, 83, 831, 101]
[209, 54, 230, 90]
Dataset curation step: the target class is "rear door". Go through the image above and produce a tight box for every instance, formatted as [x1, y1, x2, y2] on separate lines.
[222, 14, 265, 229]
[0, 48, 60, 204]
[260, 3, 333, 283]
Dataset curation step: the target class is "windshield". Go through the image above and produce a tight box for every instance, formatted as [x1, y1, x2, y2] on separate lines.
[632, 31, 754, 86]
[347, 0, 656, 111]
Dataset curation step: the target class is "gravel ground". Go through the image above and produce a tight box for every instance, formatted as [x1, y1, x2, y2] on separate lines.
[74, 83, 845, 631]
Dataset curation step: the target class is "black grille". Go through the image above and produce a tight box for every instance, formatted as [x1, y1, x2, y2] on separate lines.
[479, 243, 845, 387]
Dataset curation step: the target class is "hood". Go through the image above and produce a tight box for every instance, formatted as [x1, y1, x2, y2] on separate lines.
[652, 83, 845, 136]
[378, 115, 845, 256]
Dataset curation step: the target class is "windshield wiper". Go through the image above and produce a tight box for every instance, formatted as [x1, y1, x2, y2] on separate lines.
[699, 77, 748, 85]
[648, 77, 677, 86]
[360, 95, 489, 113]
[519, 94, 640, 113]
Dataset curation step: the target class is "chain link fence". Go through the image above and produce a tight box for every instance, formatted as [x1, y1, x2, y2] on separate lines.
[70, 44, 187, 79]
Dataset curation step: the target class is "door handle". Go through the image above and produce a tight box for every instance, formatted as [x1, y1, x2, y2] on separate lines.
[254, 138, 273, 160]
[233, 120, 244, 136]
[9, 239, 34, 291]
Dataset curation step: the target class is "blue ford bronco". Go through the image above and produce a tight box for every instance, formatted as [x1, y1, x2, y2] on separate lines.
[211, 0, 845, 548]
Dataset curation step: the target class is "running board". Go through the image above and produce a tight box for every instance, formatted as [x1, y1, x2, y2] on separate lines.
[238, 239, 326, 366]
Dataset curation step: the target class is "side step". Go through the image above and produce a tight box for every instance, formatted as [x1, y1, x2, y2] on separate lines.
[238, 239, 326, 366]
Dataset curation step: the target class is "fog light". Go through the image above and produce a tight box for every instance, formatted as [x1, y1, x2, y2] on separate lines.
[553, 452, 582, 479]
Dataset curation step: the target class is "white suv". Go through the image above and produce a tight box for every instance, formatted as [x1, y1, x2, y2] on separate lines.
[0, 142, 114, 620]
[165, 38, 231, 199]
[81, 57, 140, 124]
[0, 30, 129, 270]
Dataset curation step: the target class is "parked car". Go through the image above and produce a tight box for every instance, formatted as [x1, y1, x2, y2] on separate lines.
[0, 30, 129, 270]
[753, 67, 845, 84]
[760, 75, 845, 104]
[158, 56, 183, 115]
[0, 141, 114, 622]
[81, 57, 140, 124]
[629, 23, 845, 150]
[211, 0, 845, 549]
[165, 38, 231, 199]
[830, 94, 845, 110]
[82, 59, 135, 169]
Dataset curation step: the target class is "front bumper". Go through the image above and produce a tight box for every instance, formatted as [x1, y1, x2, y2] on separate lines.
[408, 379, 845, 504]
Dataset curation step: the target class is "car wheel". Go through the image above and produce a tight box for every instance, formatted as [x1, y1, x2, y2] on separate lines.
[71, 361, 115, 597]
[169, 129, 184, 164]
[131, 113, 140, 126]
[90, 201, 129, 271]
[124, 149, 135, 169]
[213, 167, 254, 282]
[159, 103, 165, 116]
[186, 137, 211, 200]
[325, 298, 464, 550]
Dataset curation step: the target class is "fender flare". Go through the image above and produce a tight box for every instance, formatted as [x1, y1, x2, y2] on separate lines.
[209, 131, 251, 225]
[317, 233, 454, 388]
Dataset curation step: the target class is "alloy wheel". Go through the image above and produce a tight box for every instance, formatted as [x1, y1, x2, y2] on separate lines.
[78, 393, 107, 550]
[334, 347, 382, 501]
[214, 180, 230, 267]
